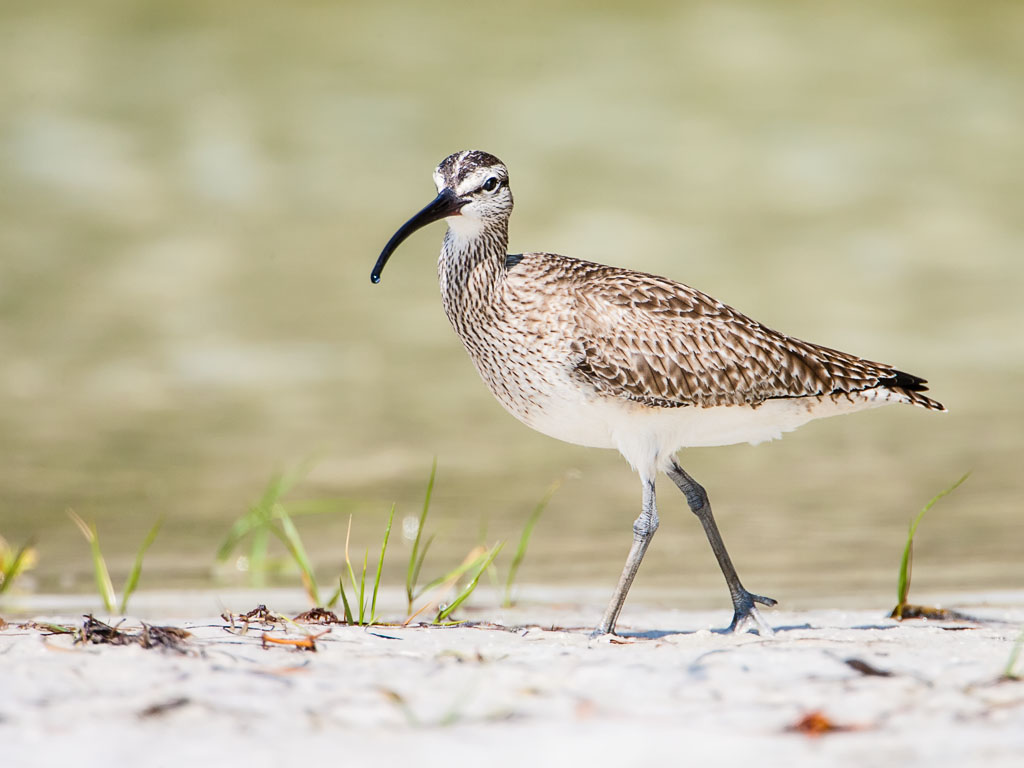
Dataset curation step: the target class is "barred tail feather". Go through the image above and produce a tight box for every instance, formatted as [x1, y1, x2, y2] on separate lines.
[884, 370, 945, 412]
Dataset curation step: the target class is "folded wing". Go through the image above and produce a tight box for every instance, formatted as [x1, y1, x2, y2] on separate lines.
[555, 260, 940, 410]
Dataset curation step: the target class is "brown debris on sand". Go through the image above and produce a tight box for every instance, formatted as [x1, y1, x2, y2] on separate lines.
[786, 710, 867, 737]
[79, 615, 191, 653]
[293, 607, 342, 624]
[221, 604, 287, 632]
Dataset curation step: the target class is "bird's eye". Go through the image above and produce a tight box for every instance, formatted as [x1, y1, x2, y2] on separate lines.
[482, 176, 500, 193]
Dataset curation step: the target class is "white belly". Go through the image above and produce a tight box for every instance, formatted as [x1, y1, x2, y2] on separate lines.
[505, 379, 898, 476]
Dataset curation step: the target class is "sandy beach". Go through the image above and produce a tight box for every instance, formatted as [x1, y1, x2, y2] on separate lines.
[2, 3, 1021, 767]
[3, 588, 1022, 767]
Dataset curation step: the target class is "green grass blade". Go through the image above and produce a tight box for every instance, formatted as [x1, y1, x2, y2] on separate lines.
[343, 515, 360, 603]
[35, 622, 74, 635]
[406, 459, 437, 611]
[247, 472, 292, 583]
[215, 513, 260, 562]
[216, 471, 287, 561]
[486, 555, 501, 593]
[894, 472, 970, 617]
[415, 548, 488, 600]
[436, 542, 504, 623]
[261, 456, 320, 510]
[0, 539, 35, 595]
[410, 534, 435, 599]
[370, 504, 396, 624]
[336, 576, 354, 624]
[119, 517, 163, 614]
[325, 577, 342, 609]
[359, 548, 369, 625]
[216, 457, 323, 576]
[504, 479, 560, 607]
[285, 497, 359, 516]
[1003, 629, 1024, 680]
[89, 529, 117, 613]
[67, 510, 116, 613]
[477, 517, 501, 593]
[248, 526, 271, 587]
[272, 502, 320, 606]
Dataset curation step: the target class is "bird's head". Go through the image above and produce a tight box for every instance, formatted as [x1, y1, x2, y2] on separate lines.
[372, 150, 512, 283]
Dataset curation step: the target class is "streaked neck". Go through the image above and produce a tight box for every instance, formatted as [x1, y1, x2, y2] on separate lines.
[438, 219, 509, 327]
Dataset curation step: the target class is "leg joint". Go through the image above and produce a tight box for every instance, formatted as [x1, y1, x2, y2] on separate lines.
[669, 462, 709, 513]
[633, 478, 659, 538]
[683, 481, 708, 514]
[632, 514, 659, 539]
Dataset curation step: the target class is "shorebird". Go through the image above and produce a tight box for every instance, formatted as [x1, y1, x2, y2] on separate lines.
[371, 150, 945, 635]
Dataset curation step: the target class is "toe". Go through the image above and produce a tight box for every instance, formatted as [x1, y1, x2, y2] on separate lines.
[728, 589, 777, 634]
[729, 605, 775, 636]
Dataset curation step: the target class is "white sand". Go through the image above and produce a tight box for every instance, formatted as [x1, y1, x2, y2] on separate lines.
[2, 589, 1023, 768]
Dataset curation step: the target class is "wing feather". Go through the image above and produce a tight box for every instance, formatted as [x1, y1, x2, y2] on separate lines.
[541, 258, 927, 408]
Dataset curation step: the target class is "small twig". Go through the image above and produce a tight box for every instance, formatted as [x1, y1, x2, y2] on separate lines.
[260, 628, 330, 652]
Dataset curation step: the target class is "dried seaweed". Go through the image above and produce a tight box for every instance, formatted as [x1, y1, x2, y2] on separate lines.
[260, 628, 330, 652]
[845, 658, 893, 677]
[139, 623, 192, 652]
[786, 710, 865, 737]
[138, 697, 190, 718]
[241, 604, 284, 623]
[79, 615, 134, 645]
[222, 604, 287, 633]
[892, 605, 977, 622]
[294, 607, 341, 624]
[74, 615, 191, 653]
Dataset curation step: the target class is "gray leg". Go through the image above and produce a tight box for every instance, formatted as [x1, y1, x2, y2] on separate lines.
[594, 478, 658, 636]
[666, 458, 776, 634]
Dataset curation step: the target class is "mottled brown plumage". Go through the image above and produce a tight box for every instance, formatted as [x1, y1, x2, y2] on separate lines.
[372, 150, 945, 636]
[539, 255, 943, 411]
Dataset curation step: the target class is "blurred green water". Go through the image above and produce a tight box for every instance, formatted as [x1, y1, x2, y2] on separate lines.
[1, 0, 1021, 608]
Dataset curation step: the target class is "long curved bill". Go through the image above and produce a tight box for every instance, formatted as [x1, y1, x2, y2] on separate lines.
[371, 188, 465, 283]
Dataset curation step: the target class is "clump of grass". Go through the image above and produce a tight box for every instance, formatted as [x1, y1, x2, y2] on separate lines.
[218, 459, 360, 605]
[67, 510, 163, 614]
[320, 460, 502, 626]
[503, 478, 561, 607]
[272, 502, 323, 606]
[218, 459, 543, 626]
[890, 473, 970, 620]
[402, 544, 498, 624]
[218, 459, 499, 624]
[396, 461, 509, 624]
[437, 541, 504, 623]
[1001, 630, 1024, 681]
[219, 459, 316, 590]
[327, 506, 395, 625]
[0, 535, 37, 595]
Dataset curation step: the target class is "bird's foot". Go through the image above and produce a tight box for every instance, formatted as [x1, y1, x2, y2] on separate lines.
[727, 590, 777, 636]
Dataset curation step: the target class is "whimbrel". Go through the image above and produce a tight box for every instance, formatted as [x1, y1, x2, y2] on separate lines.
[371, 150, 945, 635]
